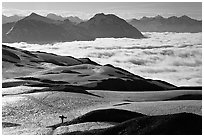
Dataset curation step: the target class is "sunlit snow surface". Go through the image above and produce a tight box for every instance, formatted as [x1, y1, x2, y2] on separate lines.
[4, 32, 202, 86]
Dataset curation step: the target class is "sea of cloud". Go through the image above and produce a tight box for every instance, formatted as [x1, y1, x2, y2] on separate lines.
[4, 32, 202, 86]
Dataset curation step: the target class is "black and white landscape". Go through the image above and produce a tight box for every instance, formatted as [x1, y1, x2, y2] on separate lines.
[2, 2, 202, 135]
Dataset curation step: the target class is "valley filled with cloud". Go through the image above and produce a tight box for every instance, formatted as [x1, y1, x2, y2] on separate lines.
[4, 32, 202, 86]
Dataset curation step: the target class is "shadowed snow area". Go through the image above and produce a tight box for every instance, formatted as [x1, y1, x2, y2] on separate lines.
[4, 32, 202, 86]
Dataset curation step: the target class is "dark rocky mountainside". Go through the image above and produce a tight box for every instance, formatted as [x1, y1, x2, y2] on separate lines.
[2, 13, 144, 43]
[128, 15, 202, 33]
[2, 22, 15, 42]
[3, 13, 95, 43]
[78, 13, 144, 38]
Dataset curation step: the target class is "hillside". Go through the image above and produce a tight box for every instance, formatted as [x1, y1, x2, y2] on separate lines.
[2, 44, 202, 135]
[2, 44, 176, 91]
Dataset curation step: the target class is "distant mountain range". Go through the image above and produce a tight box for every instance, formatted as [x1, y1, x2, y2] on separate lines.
[46, 13, 83, 24]
[2, 14, 84, 24]
[2, 15, 24, 24]
[127, 15, 202, 33]
[2, 13, 144, 43]
[3, 13, 201, 43]
[3, 13, 94, 43]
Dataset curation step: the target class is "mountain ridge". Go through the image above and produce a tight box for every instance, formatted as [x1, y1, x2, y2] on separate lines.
[46, 13, 83, 24]
[78, 13, 144, 39]
[2, 12, 144, 43]
[127, 15, 202, 32]
[22, 12, 60, 24]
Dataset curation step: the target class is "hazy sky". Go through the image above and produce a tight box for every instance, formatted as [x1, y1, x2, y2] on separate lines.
[2, 2, 202, 20]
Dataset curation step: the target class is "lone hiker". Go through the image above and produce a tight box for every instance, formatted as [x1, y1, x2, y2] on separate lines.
[59, 115, 67, 123]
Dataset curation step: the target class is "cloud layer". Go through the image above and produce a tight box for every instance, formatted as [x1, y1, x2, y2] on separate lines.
[4, 32, 202, 86]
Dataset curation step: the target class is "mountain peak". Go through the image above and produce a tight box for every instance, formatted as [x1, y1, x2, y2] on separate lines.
[168, 16, 178, 19]
[79, 13, 144, 39]
[91, 13, 121, 22]
[46, 13, 64, 21]
[94, 13, 105, 17]
[154, 15, 164, 19]
[180, 15, 191, 20]
[140, 16, 148, 20]
[92, 13, 106, 20]
[29, 12, 40, 17]
[26, 12, 44, 20]
[23, 12, 56, 24]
